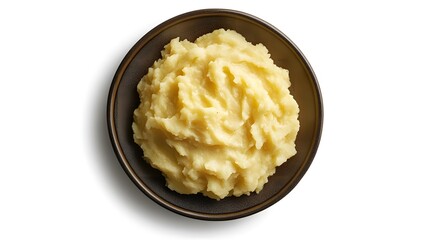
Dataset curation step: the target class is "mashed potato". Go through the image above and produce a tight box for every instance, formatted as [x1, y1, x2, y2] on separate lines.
[132, 29, 299, 200]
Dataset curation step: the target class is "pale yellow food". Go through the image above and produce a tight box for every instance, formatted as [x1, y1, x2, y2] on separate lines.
[132, 29, 299, 200]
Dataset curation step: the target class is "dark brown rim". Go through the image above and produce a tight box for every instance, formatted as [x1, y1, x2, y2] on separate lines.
[107, 8, 323, 221]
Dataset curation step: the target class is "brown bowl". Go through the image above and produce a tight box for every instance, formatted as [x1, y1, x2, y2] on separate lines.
[107, 8, 323, 220]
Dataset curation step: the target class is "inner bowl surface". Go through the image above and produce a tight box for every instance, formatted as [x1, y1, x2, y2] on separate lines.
[107, 9, 323, 220]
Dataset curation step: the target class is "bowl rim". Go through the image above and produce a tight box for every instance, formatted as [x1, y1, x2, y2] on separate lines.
[107, 8, 323, 221]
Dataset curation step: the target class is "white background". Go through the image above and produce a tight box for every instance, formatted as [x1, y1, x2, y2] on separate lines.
[1, 0, 428, 239]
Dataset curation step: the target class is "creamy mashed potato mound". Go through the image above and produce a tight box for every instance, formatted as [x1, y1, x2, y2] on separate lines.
[132, 29, 299, 200]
